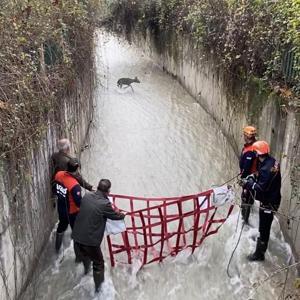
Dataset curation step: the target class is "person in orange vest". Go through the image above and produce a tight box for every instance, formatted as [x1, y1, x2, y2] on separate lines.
[239, 126, 258, 224]
[241, 140, 281, 261]
[53, 158, 82, 255]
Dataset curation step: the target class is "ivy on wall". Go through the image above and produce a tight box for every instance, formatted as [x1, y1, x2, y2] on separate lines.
[107, 0, 300, 102]
[0, 0, 100, 159]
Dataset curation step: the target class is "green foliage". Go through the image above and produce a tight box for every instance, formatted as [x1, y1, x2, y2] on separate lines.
[0, 0, 99, 158]
[108, 0, 300, 100]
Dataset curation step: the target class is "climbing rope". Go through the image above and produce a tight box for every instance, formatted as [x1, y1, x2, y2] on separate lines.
[226, 221, 245, 278]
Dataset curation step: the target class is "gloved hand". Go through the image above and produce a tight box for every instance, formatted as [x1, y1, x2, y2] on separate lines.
[244, 177, 255, 190]
[238, 178, 248, 187]
[238, 177, 255, 190]
[246, 174, 256, 181]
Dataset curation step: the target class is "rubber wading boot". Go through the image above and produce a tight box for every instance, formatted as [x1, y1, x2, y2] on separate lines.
[247, 238, 267, 261]
[83, 259, 91, 275]
[55, 232, 64, 253]
[73, 243, 82, 263]
[241, 204, 250, 224]
[94, 270, 104, 293]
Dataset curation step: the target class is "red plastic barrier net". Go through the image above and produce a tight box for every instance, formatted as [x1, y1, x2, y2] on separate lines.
[107, 190, 234, 267]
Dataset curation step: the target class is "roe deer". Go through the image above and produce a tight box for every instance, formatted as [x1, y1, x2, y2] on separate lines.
[117, 76, 140, 91]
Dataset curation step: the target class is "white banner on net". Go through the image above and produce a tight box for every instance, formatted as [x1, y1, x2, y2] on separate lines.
[105, 219, 126, 236]
[211, 185, 235, 207]
[105, 196, 126, 235]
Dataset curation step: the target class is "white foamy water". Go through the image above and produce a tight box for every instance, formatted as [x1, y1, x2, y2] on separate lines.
[22, 32, 296, 300]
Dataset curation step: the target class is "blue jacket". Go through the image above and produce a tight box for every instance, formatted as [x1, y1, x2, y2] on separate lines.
[245, 155, 281, 209]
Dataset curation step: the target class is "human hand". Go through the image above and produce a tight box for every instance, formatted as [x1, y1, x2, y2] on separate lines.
[119, 212, 126, 219]
[246, 176, 255, 187]
[238, 178, 247, 187]
[242, 177, 255, 190]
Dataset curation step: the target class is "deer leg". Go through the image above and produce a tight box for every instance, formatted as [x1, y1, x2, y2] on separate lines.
[130, 85, 134, 92]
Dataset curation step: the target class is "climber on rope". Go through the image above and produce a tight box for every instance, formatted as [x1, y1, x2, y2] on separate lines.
[239, 126, 258, 224]
[53, 158, 82, 261]
[240, 140, 281, 261]
[72, 179, 125, 294]
[51, 138, 93, 191]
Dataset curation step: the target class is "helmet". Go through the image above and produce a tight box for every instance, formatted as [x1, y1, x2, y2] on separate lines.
[253, 140, 270, 155]
[243, 126, 257, 138]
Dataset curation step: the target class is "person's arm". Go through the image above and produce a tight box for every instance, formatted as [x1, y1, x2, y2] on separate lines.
[251, 167, 270, 193]
[72, 172, 93, 191]
[244, 165, 270, 194]
[71, 184, 82, 208]
[103, 202, 125, 220]
[50, 154, 57, 181]
[52, 180, 57, 195]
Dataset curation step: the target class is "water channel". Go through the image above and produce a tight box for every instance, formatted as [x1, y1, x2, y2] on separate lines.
[22, 32, 294, 300]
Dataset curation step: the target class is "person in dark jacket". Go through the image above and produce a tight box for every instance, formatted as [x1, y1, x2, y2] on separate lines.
[51, 138, 93, 191]
[239, 126, 258, 224]
[242, 140, 281, 261]
[72, 179, 125, 293]
[53, 159, 82, 255]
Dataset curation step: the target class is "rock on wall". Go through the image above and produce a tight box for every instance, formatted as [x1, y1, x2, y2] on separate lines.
[132, 30, 300, 256]
[0, 68, 94, 300]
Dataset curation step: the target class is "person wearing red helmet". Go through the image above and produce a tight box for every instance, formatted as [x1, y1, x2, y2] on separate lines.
[239, 126, 258, 224]
[242, 140, 281, 261]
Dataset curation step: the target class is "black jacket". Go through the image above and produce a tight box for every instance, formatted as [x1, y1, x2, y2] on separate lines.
[245, 155, 281, 209]
[72, 191, 125, 246]
[51, 151, 93, 191]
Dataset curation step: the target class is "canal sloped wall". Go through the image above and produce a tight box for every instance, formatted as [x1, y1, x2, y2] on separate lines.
[129, 29, 300, 256]
[0, 67, 94, 300]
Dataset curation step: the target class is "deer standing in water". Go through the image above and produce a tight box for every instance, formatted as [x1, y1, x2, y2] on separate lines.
[117, 76, 140, 91]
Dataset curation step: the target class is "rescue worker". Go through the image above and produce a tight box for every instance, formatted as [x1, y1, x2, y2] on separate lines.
[72, 179, 125, 293]
[51, 138, 93, 191]
[241, 140, 281, 261]
[53, 158, 82, 255]
[239, 126, 257, 224]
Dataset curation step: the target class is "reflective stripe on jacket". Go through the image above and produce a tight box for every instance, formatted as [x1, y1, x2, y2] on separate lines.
[54, 171, 81, 214]
[240, 143, 257, 178]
